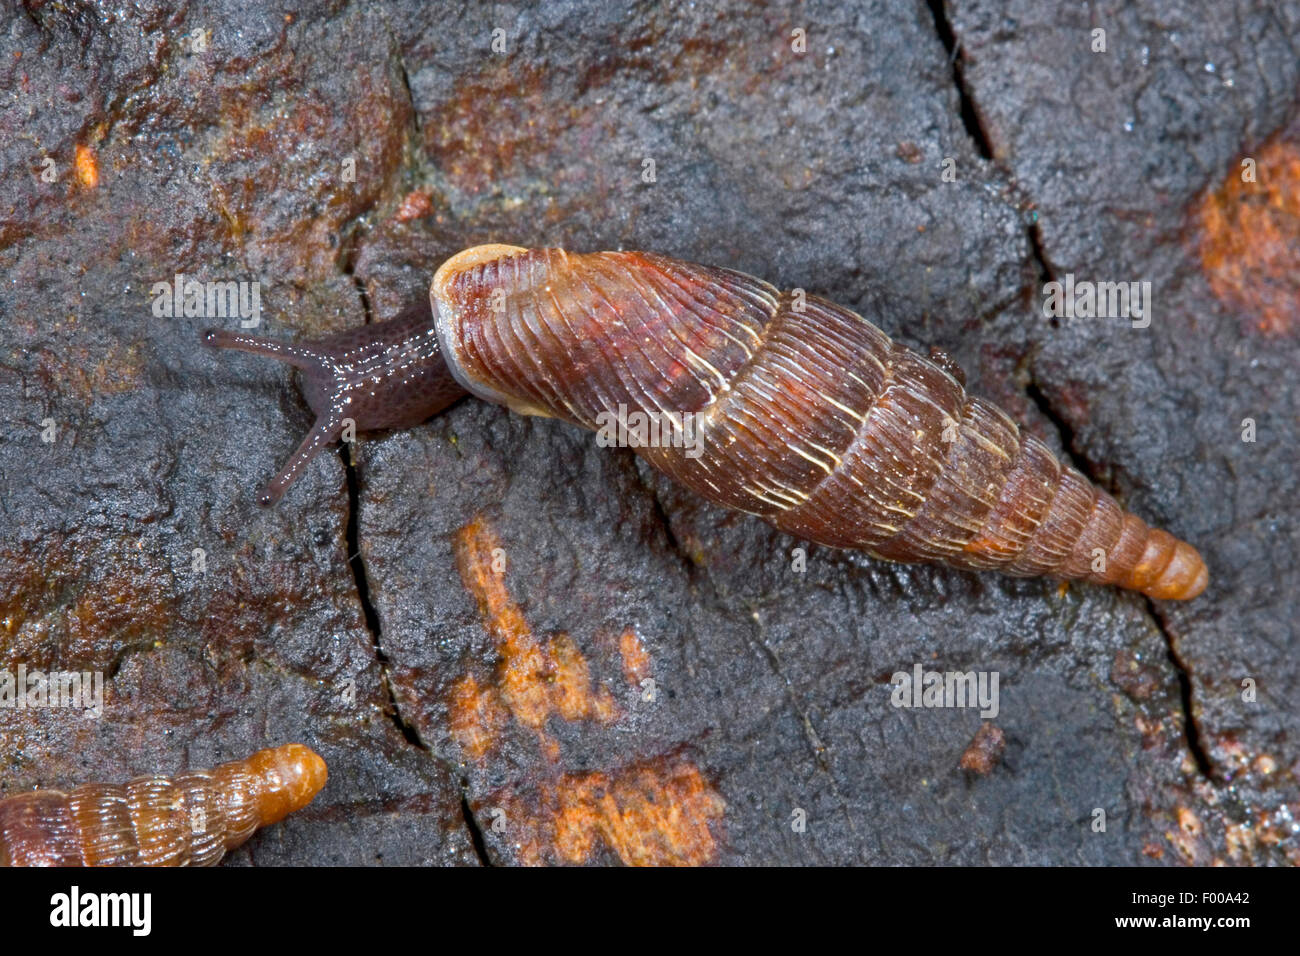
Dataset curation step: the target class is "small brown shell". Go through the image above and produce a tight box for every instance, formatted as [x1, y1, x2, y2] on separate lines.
[0, 744, 327, 866]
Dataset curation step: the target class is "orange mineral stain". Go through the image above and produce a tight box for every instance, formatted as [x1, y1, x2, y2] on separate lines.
[958, 723, 1005, 775]
[393, 189, 434, 222]
[1, 533, 174, 673]
[448, 674, 510, 762]
[619, 627, 651, 688]
[450, 517, 725, 865]
[426, 62, 557, 196]
[36, 342, 145, 404]
[452, 517, 620, 746]
[75, 143, 98, 188]
[549, 633, 619, 723]
[1197, 133, 1300, 337]
[501, 758, 726, 867]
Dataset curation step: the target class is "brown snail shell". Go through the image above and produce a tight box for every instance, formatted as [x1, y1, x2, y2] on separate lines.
[0, 744, 327, 866]
[430, 246, 1207, 600]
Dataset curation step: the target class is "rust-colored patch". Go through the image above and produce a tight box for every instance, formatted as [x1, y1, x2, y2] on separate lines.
[426, 61, 565, 197]
[449, 674, 510, 762]
[0, 535, 174, 672]
[1176, 805, 1203, 838]
[64, 545, 172, 667]
[1197, 131, 1300, 337]
[393, 189, 434, 222]
[35, 343, 146, 404]
[453, 517, 620, 741]
[958, 722, 1005, 774]
[0, 542, 53, 648]
[1164, 804, 1213, 864]
[896, 141, 924, 164]
[619, 628, 651, 688]
[1134, 711, 1169, 751]
[74, 144, 98, 189]
[451, 516, 724, 865]
[496, 757, 725, 866]
[424, 9, 795, 204]
[1224, 821, 1255, 862]
[201, 70, 408, 285]
[550, 633, 619, 723]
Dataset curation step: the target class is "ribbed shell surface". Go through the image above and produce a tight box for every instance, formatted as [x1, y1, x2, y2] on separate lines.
[0, 744, 326, 866]
[432, 248, 1206, 598]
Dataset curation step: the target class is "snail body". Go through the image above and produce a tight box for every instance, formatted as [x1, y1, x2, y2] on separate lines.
[204, 244, 1207, 600]
[0, 744, 327, 866]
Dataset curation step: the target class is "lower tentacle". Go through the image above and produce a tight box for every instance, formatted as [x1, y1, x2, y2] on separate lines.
[259, 412, 347, 506]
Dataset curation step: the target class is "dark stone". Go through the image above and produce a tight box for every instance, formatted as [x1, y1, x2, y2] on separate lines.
[0, 0, 1294, 865]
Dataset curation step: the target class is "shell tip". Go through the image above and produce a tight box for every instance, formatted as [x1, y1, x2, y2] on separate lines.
[278, 744, 329, 809]
[248, 744, 329, 825]
[1145, 540, 1209, 600]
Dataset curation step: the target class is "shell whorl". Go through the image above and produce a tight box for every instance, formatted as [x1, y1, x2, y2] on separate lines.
[431, 246, 1207, 601]
[0, 744, 327, 866]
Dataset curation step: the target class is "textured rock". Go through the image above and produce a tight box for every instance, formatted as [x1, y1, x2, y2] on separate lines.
[0, 0, 1295, 865]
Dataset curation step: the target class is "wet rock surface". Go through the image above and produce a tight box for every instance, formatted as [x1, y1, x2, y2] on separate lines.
[1, 0, 1296, 864]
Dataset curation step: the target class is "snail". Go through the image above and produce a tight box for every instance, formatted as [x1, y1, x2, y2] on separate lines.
[204, 244, 1208, 600]
[0, 743, 326, 866]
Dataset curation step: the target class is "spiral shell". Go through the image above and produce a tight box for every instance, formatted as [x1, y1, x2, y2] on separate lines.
[430, 245, 1207, 600]
[0, 744, 327, 866]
